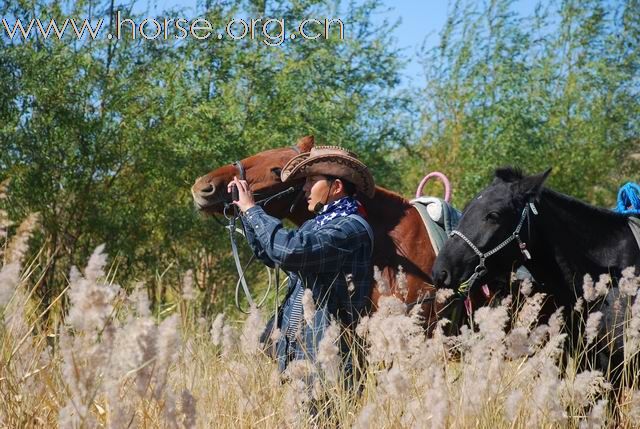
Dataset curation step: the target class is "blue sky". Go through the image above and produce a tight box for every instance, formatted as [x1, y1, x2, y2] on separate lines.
[138, 1, 537, 87]
[369, 1, 450, 87]
[366, 1, 537, 86]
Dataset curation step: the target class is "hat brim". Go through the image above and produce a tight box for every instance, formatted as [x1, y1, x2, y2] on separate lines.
[280, 151, 310, 182]
[281, 153, 375, 198]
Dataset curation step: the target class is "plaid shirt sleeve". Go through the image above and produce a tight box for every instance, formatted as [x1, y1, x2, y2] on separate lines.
[242, 205, 363, 273]
[240, 210, 276, 268]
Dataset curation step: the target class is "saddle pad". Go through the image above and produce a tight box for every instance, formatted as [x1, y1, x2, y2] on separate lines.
[410, 197, 461, 255]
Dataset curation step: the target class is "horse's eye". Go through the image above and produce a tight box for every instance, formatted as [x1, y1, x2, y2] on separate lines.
[271, 167, 282, 180]
[485, 211, 500, 222]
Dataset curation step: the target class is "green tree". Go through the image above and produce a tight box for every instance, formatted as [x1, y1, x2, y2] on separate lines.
[0, 0, 410, 315]
[408, 0, 639, 207]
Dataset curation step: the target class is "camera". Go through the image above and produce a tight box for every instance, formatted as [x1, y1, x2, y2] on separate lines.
[231, 183, 239, 201]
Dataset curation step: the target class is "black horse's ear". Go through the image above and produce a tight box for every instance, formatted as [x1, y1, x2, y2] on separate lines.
[493, 167, 524, 184]
[518, 168, 552, 200]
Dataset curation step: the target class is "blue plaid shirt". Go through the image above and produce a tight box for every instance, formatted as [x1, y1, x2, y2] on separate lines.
[241, 205, 373, 371]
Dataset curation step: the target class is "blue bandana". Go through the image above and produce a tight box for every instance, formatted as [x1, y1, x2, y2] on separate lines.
[315, 196, 361, 227]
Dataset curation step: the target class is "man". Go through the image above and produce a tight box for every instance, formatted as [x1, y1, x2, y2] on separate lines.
[228, 145, 375, 372]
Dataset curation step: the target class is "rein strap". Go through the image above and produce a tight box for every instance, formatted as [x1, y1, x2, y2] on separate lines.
[226, 145, 301, 312]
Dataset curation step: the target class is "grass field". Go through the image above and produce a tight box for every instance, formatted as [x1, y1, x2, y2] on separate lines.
[2, 213, 640, 428]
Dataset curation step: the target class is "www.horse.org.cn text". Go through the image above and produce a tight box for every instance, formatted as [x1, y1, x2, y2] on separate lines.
[1, 12, 345, 46]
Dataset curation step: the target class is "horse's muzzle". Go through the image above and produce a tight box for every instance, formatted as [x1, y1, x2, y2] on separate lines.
[433, 269, 451, 288]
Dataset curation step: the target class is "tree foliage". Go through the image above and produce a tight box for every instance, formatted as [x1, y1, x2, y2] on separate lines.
[1, 0, 638, 316]
[0, 0, 409, 313]
[409, 0, 639, 207]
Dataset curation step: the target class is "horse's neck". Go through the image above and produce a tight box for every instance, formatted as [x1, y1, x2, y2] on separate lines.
[363, 187, 412, 226]
[363, 187, 435, 288]
[528, 189, 637, 287]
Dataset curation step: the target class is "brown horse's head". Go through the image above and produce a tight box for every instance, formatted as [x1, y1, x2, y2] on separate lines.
[191, 136, 316, 222]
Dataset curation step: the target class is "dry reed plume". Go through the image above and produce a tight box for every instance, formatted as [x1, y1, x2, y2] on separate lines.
[2, 205, 640, 427]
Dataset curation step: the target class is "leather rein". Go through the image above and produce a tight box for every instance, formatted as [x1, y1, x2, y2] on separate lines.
[223, 146, 303, 313]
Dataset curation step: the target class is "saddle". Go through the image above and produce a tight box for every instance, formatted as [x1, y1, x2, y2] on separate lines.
[410, 197, 461, 255]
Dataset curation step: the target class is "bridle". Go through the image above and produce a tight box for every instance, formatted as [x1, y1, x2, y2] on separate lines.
[221, 162, 302, 220]
[223, 145, 303, 313]
[449, 201, 539, 297]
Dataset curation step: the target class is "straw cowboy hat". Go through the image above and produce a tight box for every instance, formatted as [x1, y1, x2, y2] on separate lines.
[281, 146, 376, 198]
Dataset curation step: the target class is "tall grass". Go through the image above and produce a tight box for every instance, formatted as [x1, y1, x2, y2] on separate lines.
[2, 210, 640, 427]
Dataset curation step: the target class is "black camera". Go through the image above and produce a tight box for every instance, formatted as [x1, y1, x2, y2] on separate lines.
[231, 183, 239, 201]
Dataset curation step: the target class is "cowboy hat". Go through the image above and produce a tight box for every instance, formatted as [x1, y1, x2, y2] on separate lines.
[281, 146, 375, 198]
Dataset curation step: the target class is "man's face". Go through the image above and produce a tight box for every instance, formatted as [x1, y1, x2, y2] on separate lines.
[303, 175, 333, 212]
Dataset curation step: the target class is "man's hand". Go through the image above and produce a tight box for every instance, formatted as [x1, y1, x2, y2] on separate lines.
[227, 176, 256, 213]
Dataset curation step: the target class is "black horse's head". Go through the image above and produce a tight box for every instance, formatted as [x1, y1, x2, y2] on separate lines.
[433, 167, 551, 293]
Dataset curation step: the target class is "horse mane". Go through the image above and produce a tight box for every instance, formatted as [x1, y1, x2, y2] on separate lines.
[371, 186, 411, 205]
[361, 186, 412, 226]
[495, 165, 624, 217]
[491, 166, 628, 226]
[542, 187, 629, 223]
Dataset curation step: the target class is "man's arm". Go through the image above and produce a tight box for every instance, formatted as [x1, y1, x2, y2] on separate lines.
[243, 206, 369, 273]
[240, 214, 277, 268]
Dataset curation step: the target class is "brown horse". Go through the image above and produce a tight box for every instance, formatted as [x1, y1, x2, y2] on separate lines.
[192, 136, 461, 327]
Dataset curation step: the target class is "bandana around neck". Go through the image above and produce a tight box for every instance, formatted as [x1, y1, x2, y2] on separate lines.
[314, 196, 364, 227]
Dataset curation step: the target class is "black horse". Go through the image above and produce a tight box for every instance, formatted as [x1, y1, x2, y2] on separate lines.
[433, 167, 640, 382]
[433, 167, 639, 305]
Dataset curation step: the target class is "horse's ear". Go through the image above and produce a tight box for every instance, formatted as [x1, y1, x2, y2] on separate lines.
[518, 168, 552, 200]
[296, 135, 315, 152]
[493, 166, 524, 183]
